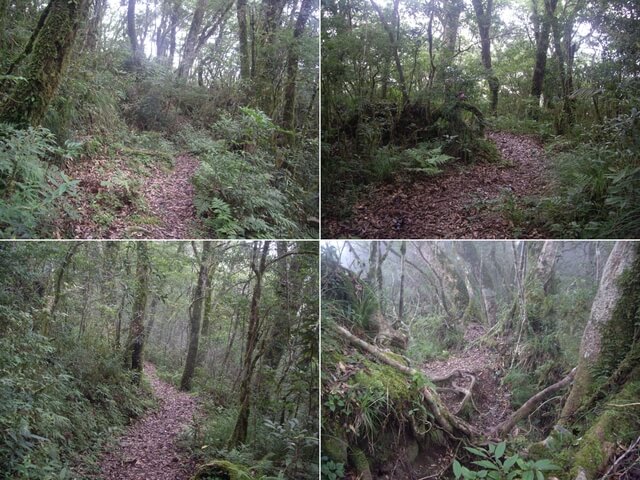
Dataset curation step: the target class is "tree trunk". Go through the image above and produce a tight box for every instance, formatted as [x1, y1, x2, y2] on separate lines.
[180, 241, 211, 391]
[398, 241, 406, 324]
[370, 0, 408, 105]
[530, 0, 554, 103]
[560, 241, 638, 422]
[177, 0, 207, 78]
[229, 241, 270, 446]
[281, 0, 313, 132]
[533, 240, 558, 294]
[471, 0, 498, 114]
[237, 0, 251, 81]
[85, 0, 107, 51]
[127, 242, 151, 385]
[127, 0, 140, 60]
[43, 242, 83, 335]
[0, 0, 89, 126]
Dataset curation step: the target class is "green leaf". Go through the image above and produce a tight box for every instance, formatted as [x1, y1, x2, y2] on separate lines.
[476, 471, 488, 478]
[503, 455, 518, 471]
[465, 446, 490, 458]
[494, 441, 506, 460]
[472, 460, 500, 471]
[453, 459, 463, 479]
[536, 471, 544, 480]
[523, 470, 535, 480]
[533, 459, 559, 471]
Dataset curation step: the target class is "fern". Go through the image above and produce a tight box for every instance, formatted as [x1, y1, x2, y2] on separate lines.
[401, 145, 453, 175]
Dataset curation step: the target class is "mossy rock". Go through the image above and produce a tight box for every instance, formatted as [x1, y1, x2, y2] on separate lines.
[322, 435, 348, 464]
[191, 460, 252, 480]
[348, 447, 373, 480]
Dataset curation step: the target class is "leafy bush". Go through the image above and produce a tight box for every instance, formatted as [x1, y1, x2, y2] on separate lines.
[0, 306, 150, 479]
[537, 108, 640, 238]
[0, 124, 78, 238]
[452, 442, 559, 480]
[184, 110, 311, 238]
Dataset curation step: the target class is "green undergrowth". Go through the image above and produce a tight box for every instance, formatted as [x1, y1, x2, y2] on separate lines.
[179, 107, 317, 239]
[0, 306, 154, 480]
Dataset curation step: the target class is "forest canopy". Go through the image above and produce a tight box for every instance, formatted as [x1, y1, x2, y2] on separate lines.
[0, 0, 319, 239]
[0, 240, 319, 479]
[321, 240, 640, 479]
[321, 0, 640, 239]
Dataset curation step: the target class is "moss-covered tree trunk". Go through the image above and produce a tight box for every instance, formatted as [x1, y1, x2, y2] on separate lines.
[127, 242, 150, 385]
[0, 0, 89, 126]
[561, 241, 638, 422]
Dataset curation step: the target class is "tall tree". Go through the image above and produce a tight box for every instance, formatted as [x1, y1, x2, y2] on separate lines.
[229, 241, 270, 446]
[126, 242, 151, 385]
[0, 0, 90, 126]
[370, 0, 408, 105]
[530, 0, 555, 104]
[180, 241, 211, 391]
[471, 0, 499, 114]
[282, 0, 314, 131]
[237, 0, 251, 81]
[127, 0, 141, 61]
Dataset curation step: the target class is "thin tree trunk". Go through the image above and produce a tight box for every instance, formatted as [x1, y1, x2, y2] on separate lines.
[471, 0, 498, 114]
[530, 0, 554, 103]
[282, 0, 313, 132]
[237, 0, 251, 81]
[398, 241, 406, 324]
[370, 0, 408, 105]
[127, 242, 150, 385]
[229, 241, 270, 446]
[127, 0, 140, 60]
[180, 241, 211, 391]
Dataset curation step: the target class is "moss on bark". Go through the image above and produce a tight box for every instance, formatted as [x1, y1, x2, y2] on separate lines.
[0, 0, 89, 126]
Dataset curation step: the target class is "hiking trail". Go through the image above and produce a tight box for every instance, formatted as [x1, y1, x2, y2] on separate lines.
[387, 324, 513, 480]
[325, 131, 549, 239]
[97, 363, 199, 480]
[68, 153, 202, 239]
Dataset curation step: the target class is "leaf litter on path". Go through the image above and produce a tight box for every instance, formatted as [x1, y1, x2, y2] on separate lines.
[97, 363, 199, 480]
[324, 131, 550, 239]
[67, 153, 201, 239]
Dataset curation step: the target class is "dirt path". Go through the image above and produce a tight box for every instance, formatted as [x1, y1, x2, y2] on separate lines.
[324, 131, 549, 239]
[406, 324, 513, 480]
[69, 154, 202, 239]
[97, 363, 199, 480]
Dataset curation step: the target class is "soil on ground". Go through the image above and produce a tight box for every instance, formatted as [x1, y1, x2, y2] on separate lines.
[324, 131, 550, 239]
[66, 153, 201, 239]
[97, 363, 199, 480]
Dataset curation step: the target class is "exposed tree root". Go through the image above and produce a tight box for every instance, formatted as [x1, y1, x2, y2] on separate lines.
[493, 368, 576, 437]
[335, 324, 579, 444]
[334, 324, 480, 438]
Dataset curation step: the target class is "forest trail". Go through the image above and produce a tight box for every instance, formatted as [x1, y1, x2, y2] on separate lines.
[97, 363, 199, 480]
[326, 131, 549, 239]
[69, 154, 202, 239]
[409, 324, 513, 479]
